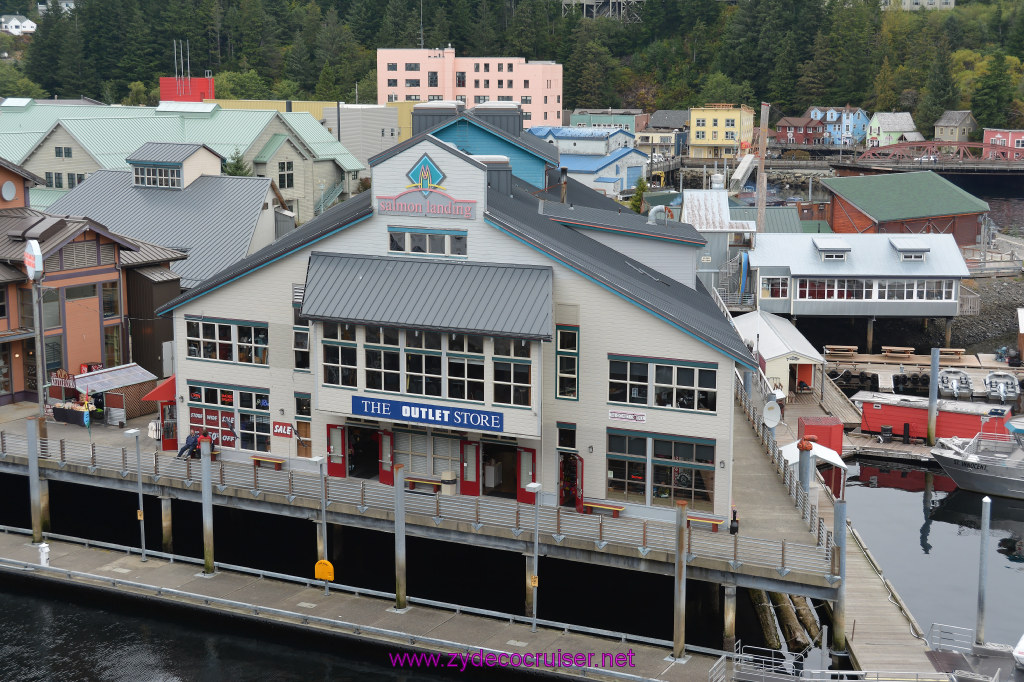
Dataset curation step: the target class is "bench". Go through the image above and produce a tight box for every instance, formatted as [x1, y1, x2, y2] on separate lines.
[939, 348, 966, 358]
[250, 455, 285, 470]
[686, 512, 727, 533]
[403, 475, 445, 492]
[581, 501, 625, 518]
[881, 346, 914, 359]
[823, 344, 858, 358]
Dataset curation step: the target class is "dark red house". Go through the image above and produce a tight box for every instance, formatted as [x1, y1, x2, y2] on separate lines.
[775, 116, 824, 145]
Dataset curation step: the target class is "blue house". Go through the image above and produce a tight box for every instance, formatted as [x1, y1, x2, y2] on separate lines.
[559, 146, 649, 196]
[803, 106, 870, 145]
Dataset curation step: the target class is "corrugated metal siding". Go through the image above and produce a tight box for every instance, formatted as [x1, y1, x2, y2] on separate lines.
[301, 253, 553, 339]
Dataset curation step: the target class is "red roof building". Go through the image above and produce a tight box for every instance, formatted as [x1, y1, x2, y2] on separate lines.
[776, 116, 824, 145]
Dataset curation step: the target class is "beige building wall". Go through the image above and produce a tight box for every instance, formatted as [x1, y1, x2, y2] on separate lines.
[181, 148, 223, 187]
[23, 125, 99, 187]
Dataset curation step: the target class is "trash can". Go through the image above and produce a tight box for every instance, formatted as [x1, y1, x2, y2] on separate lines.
[880, 425, 893, 443]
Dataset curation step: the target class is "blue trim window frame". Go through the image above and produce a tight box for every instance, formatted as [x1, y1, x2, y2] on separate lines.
[493, 338, 531, 407]
[294, 392, 312, 419]
[185, 317, 269, 366]
[608, 354, 717, 414]
[387, 227, 468, 258]
[555, 325, 578, 401]
[606, 427, 716, 511]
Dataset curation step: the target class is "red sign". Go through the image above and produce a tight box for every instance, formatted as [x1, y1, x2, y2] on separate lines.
[221, 430, 236, 447]
[205, 411, 219, 427]
[190, 408, 203, 424]
[272, 422, 293, 438]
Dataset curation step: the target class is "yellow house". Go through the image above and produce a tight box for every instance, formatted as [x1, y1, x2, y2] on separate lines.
[687, 104, 754, 159]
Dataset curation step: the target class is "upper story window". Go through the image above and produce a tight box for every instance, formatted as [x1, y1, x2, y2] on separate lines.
[456, 72, 466, 87]
[405, 79, 420, 88]
[524, 79, 529, 89]
[725, 119, 736, 127]
[387, 79, 398, 87]
[278, 161, 294, 189]
[133, 165, 182, 188]
[712, 118, 718, 127]
[474, 96, 489, 104]
[497, 63, 503, 72]
[483, 63, 490, 72]
[474, 63, 480, 72]
[55, 146, 71, 158]
[556, 326, 578, 400]
[507, 63, 513, 72]
[185, 319, 269, 365]
[695, 118, 706, 127]
[822, 251, 846, 261]
[388, 229, 467, 257]
[427, 71, 438, 87]
[760, 277, 789, 299]
[405, 63, 420, 71]
[521, 95, 531, 104]
[609, 356, 717, 413]
[387, 63, 398, 71]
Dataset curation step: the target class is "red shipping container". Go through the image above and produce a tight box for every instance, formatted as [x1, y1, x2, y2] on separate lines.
[798, 416, 845, 499]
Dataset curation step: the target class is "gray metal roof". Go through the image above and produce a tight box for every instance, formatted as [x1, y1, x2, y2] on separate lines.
[728, 207, 803, 233]
[302, 254, 553, 340]
[0, 207, 137, 261]
[747, 233, 970, 277]
[120, 239, 187, 268]
[131, 265, 182, 283]
[0, 262, 24, 283]
[541, 200, 706, 246]
[49, 170, 271, 289]
[521, 168, 625, 212]
[126, 142, 223, 164]
[648, 110, 689, 129]
[157, 190, 374, 315]
[486, 188, 755, 368]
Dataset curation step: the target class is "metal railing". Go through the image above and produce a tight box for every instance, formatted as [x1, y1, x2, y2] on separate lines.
[927, 623, 974, 654]
[0, 430, 832, 578]
[957, 285, 981, 316]
[715, 290, 757, 309]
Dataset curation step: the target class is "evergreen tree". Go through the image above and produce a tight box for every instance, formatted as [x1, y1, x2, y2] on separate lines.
[121, 80, 149, 106]
[795, 32, 837, 112]
[56, 14, 98, 98]
[468, 0, 499, 56]
[119, 0, 157, 88]
[629, 177, 647, 214]
[915, 39, 959, 134]
[24, 4, 65, 95]
[871, 57, 899, 113]
[767, 32, 799, 113]
[346, 0, 381, 47]
[972, 52, 1014, 129]
[0, 62, 46, 98]
[314, 61, 341, 101]
[223, 148, 253, 176]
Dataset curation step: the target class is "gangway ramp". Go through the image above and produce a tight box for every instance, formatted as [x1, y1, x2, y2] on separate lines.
[728, 153, 757, 193]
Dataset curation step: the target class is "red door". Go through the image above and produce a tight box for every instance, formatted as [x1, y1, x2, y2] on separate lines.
[575, 455, 585, 513]
[557, 455, 565, 506]
[160, 401, 177, 451]
[516, 447, 537, 503]
[378, 430, 394, 486]
[326, 425, 346, 478]
[460, 440, 480, 496]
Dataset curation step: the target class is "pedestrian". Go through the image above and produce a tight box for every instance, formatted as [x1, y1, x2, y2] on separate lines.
[177, 429, 198, 459]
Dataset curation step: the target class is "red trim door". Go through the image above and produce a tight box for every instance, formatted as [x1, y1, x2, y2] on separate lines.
[516, 447, 537, 503]
[326, 425, 346, 478]
[459, 440, 480, 496]
[575, 455, 585, 513]
[378, 430, 394, 486]
[557, 455, 565, 506]
[160, 401, 177, 451]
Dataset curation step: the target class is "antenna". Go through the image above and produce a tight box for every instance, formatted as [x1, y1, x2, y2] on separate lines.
[419, 0, 424, 49]
[186, 39, 192, 93]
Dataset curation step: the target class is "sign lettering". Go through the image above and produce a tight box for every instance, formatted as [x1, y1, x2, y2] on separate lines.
[376, 153, 476, 220]
[351, 396, 504, 432]
[49, 369, 76, 389]
[609, 410, 647, 423]
[272, 421, 293, 438]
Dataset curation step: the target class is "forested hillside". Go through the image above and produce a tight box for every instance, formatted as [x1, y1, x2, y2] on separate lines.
[0, 0, 1022, 128]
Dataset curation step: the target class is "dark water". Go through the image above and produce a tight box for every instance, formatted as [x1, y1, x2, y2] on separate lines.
[845, 461, 1024, 646]
[0, 577, 521, 682]
[947, 175, 1024, 232]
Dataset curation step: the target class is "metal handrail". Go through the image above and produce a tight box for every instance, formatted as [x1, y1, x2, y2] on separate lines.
[0, 430, 833, 577]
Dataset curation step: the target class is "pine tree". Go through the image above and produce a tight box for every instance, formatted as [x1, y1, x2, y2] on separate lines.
[314, 61, 340, 101]
[972, 52, 1014, 129]
[119, 0, 156, 88]
[56, 14, 98, 98]
[629, 177, 647, 214]
[223, 148, 253, 176]
[915, 39, 960, 135]
[24, 4, 65, 95]
[346, 0, 381, 47]
[767, 32, 799, 113]
[871, 57, 899, 113]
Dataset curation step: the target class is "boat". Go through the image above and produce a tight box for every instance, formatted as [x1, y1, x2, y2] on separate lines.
[937, 369, 974, 400]
[982, 371, 1020, 404]
[930, 416, 1024, 500]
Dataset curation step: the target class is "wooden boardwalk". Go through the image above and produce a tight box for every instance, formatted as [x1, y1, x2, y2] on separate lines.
[731, 405, 936, 672]
[827, 352, 1024, 394]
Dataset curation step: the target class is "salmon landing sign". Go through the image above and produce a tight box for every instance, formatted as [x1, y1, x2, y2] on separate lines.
[376, 153, 477, 220]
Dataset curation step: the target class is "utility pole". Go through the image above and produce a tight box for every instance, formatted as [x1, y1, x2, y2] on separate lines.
[755, 102, 770, 248]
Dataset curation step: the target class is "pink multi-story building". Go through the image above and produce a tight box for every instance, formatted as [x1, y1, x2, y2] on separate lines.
[376, 47, 563, 128]
[983, 128, 1024, 159]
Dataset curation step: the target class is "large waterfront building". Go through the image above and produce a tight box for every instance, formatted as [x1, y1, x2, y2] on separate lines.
[376, 47, 562, 127]
[157, 112, 754, 521]
[687, 104, 754, 159]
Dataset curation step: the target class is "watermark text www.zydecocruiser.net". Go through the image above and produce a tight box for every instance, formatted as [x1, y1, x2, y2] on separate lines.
[389, 648, 638, 672]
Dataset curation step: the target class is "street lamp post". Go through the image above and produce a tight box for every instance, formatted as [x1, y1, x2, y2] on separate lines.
[525, 480, 542, 632]
[123, 428, 146, 561]
[311, 455, 328, 595]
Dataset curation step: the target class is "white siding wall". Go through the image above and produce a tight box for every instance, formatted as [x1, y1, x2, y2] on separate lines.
[170, 139, 740, 517]
[246, 186, 277, 255]
[23, 125, 99, 183]
[182, 148, 223, 187]
[582, 231, 699, 289]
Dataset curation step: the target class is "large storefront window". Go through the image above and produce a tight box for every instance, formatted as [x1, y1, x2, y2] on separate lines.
[651, 439, 715, 511]
[760, 277, 789, 299]
[606, 433, 647, 504]
[185, 320, 269, 364]
[188, 382, 270, 452]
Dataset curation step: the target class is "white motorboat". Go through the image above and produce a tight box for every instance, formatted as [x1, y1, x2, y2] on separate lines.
[931, 416, 1024, 501]
[982, 371, 1021, 404]
[937, 369, 974, 400]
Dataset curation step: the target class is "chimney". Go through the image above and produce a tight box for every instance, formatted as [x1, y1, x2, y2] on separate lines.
[412, 101, 465, 136]
[475, 155, 512, 195]
[559, 167, 568, 203]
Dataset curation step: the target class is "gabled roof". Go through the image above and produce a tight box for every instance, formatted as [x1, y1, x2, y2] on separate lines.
[48, 170, 272, 288]
[395, 110, 559, 166]
[302, 253, 553, 340]
[0, 155, 43, 185]
[803, 105, 868, 118]
[733, 311, 823, 363]
[280, 112, 363, 171]
[648, 110, 689, 129]
[559, 147, 647, 174]
[522, 167, 625, 211]
[485, 187, 755, 368]
[934, 110, 975, 127]
[747, 233, 970, 277]
[776, 116, 816, 128]
[0, 207, 138, 262]
[127, 142, 223, 164]
[819, 171, 988, 222]
[869, 112, 917, 132]
[367, 134, 488, 171]
[253, 134, 290, 163]
[156, 191, 374, 314]
[541, 200, 706, 246]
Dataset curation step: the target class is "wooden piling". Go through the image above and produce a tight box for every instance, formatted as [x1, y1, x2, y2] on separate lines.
[791, 595, 821, 643]
[768, 591, 811, 652]
[748, 588, 782, 650]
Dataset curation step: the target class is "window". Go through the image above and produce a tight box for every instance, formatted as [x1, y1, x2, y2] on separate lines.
[506, 80, 512, 89]
[323, 343, 357, 387]
[44, 172, 52, 188]
[523, 80, 529, 88]
[497, 80, 503, 89]
[428, 95, 444, 101]
[388, 94, 398, 102]
[760, 277, 789, 299]
[53, 173, 63, 189]
[448, 356, 485, 402]
[293, 326, 309, 369]
[558, 425, 576, 450]
[879, 279, 913, 300]
[695, 131, 705, 140]
[725, 118, 736, 127]
[366, 327, 401, 392]
[278, 161, 293, 189]
[652, 439, 714, 510]
[494, 358, 530, 406]
[387, 63, 398, 71]
[796, 278, 867, 300]
[406, 95, 420, 101]
[76, 174, 85, 186]
[55, 146, 63, 158]
[900, 252, 925, 261]
[606, 434, 646, 504]
[483, 79, 489, 88]
[1016, 139, 1024, 149]
[67, 173, 77, 189]
[43, 334, 63, 372]
[474, 95, 489, 104]
[556, 326, 578, 399]
[609, 360, 647, 404]
[725, 131, 736, 140]
[239, 411, 271, 453]
[507, 63, 513, 72]
[712, 131, 718, 140]
[103, 325, 121, 367]
[295, 394, 311, 417]
[133, 165, 182, 188]
[474, 63, 480, 72]
[497, 96, 512, 102]
[654, 366, 717, 412]
[543, 95, 547, 104]
[712, 119, 718, 127]
[427, 71, 438, 87]
[366, 326, 400, 346]
[521, 95, 532, 104]
[323, 322, 356, 341]
[543, 112, 548, 120]
[523, 112, 531, 121]
[456, 95, 466, 103]
[557, 95, 561, 104]
[64, 147, 72, 158]
[187, 321, 233, 361]
[0, 289, 5, 319]
[456, 71, 466, 87]
[388, 229, 467, 256]
[822, 251, 846, 261]
[695, 118, 706, 127]
[387, 79, 398, 87]
[483, 63, 489, 72]
[405, 79, 420, 87]
[64, 283, 96, 301]
[474, 79, 480, 88]
[236, 325, 268, 364]
[923, 280, 954, 300]
[101, 282, 119, 318]
[405, 63, 420, 71]
[497, 62, 503, 72]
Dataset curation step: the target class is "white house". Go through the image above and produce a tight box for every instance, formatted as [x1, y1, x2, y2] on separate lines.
[1, 15, 36, 35]
[527, 126, 634, 156]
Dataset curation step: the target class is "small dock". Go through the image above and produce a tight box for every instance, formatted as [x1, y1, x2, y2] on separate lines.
[826, 352, 1024, 394]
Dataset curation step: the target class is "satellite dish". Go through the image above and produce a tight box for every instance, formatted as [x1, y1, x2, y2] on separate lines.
[763, 401, 781, 428]
[1, 181, 15, 202]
